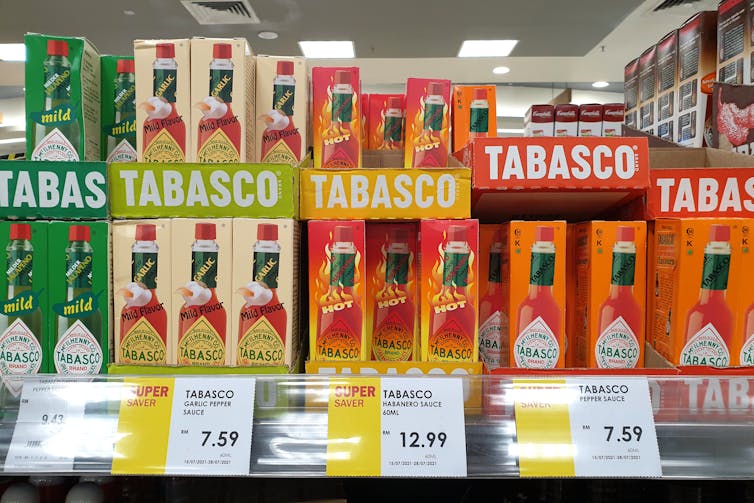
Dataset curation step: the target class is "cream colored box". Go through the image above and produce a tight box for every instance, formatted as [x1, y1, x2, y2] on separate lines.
[134, 39, 191, 162]
[190, 38, 255, 163]
[112, 220, 173, 365]
[171, 218, 232, 366]
[231, 219, 300, 370]
[254, 56, 307, 165]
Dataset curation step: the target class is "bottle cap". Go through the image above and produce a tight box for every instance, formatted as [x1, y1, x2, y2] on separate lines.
[389, 227, 409, 244]
[195, 223, 216, 240]
[473, 88, 487, 100]
[9, 223, 30, 241]
[428, 82, 444, 96]
[213, 43, 232, 59]
[68, 226, 90, 242]
[135, 224, 156, 241]
[116, 59, 135, 73]
[257, 223, 278, 241]
[47, 40, 68, 57]
[334, 70, 351, 85]
[387, 96, 402, 109]
[334, 225, 353, 242]
[277, 60, 294, 75]
[709, 224, 730, 242]
[447, 225, 467, 242]
[615, 226, 635, 242]
[156, 43, 175, 59]
[535, 226, 554, 242]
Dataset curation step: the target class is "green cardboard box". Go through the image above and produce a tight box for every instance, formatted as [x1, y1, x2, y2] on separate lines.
[101, 55, 136, 162]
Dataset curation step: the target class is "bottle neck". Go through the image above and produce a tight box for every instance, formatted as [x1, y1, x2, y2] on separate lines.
[192, 247, 218, 289]
[442, 245, 469, 288]
[253, 244, 280, 290]
[7, 240, 33, 288]
[209, 65, 233, 103]
[65, 242, 93, 291]
[699, 250, 730, 291]
[529, 246, 555, 287]
[385, 250, 409, 286]
[330, 247, 356, 288]
[610, 247, 636, 288]
[331, 87, 353, 123]
[132, 244, 158, 290]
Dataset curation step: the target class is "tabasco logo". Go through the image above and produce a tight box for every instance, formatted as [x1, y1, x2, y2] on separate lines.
[649, 169, 754, 217]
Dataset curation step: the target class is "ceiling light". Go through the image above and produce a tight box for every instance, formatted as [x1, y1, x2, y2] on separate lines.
[592, 81, 610, 88]
[458, 40, 518, 58]
[298, 41, 354, 58]
[492, 66, 510, 75]
[123, 10, 136, 15]
[258, 31, 278, 40]
[0, 44, 25, 62]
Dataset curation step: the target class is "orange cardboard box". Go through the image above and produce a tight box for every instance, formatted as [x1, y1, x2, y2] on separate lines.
[452, 85, 496, 152]
[565, 223, 577, 368]
[478, 224, 507, 369]
[311, 67, 361, 168]
[404, 78, 451, 168]
[737, 220, 754, 365]
[360, 92, 369, 150]
[367, 93, 405, 150]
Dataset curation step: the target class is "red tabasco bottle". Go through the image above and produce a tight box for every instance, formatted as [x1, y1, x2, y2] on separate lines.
[479, 230, 506, 368]
[142, 43, 186, 162]
[596, 226, 641, 368]
[260, 60, 302, 164]
[428, 225, 475, 362]
[681, 224, 733, 367]
[118, 224, 168, 365]
[237, 224, 287, 366]
[412, 81, 447, 168]
[372, 228, 415, 361]
[317, 225, 362, 360]
[514, 226, 561, 368]
[382, 96, 404, 150]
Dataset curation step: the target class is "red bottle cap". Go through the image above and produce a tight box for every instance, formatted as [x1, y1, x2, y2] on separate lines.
[335, 70, 351, 85]
[709, 224, 730, 242]
[389, 228, 409, 244]
[334, 225, 354, 242]
[277, 60, 294, 75]
[47, 40, 68, 57]
[535, 226, 554, 242]
[116, 59, 135, 73]
[9, 223, 30, 241]
[387, 96, 402, 109]
[195, 223, 216, 240]
[615, 226, 635, 242]
[428, 82, 444, 96]
[135, 224, 156, 241]
[257, 224, 278, 241]
[68, 225, 90, 242]
[473, 88, 487, 100]
[213, 43, 232, 59]
[447, 225, 467, 242]
[156, 43, 175, 59]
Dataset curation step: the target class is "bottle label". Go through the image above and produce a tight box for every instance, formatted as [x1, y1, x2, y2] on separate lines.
[332, 91, 353, 123]
[372, 310, 413, 361]
[106, 139, 137, 163]
[0, 291, 40, 317]
[330, 253, 356, 287]
[198, 128, 240, 163]
[237, 316, 285, 366]
[253, 251, 279, 289]
[115, 82, 136, 113]
[192, 251, 218, 288]
[120, 317, 167, 364]
[514, 316, 560, 369]
[209, 69, 233, 103]
[44, 65, 71, 99]
[595, 316, 639, 368]
[386, 253, 409, 285]
[274, 84, 295, 116]
[7, 250, 33, 287]
[488, 251, 501, 283]
[740, 333, 754, 366]
[611, 252, 636, 286]
[65, 251, 93, 289]
[424, 102, 444, 131]
[680, 323, 730, 366]
[178, 316, 225, 365]
[53, 292, 100, 319]
[529, 252, 555, 286]
[384, 115, 403, 143]
[479, 310, 503, 368]
[470, 107, 489, 134]
[105, 117, 137, 139]
[443, 252, 469, 287]
[144, 127, 184, 162]
[31, 128, 79, 161]
[153, 69, 177, 102]
[317, 318, 360, 360]
[132, 252, 158, 289]
[700, 253, 730, 290]
[30, 103, 77, 127]
[261, 139, 297, 165]
[428, 318, 473, 362]
[0, 319, 42, 375]
[54, 320, 103, 374]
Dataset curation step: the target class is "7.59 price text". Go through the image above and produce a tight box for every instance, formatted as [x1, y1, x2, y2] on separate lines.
[604, 426, 642, 443]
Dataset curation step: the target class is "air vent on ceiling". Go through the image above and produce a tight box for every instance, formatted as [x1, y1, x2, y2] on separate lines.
[181, 0, 260, 25]
[652, 0, 700, 12]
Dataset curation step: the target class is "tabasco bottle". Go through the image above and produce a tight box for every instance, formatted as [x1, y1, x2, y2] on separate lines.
[514, 226, 561, 369]
[197, 43, 241, 162]
[412, 82, 448, 168]
[118, 224, 167, 365]
[469, 88, 489, 139]
[596, 226, 641, 368]
[322, 70, 359, 168]
[106, 59, 137, 162]
[382, 96, 404, 150]
[237, 224, 287, 366]
[681, 224, 733, 367]
[317, 225, 362, 360]
[742, 303, 754, 366]
[0, 224, 43, 376]
[260, 60, 302, 163]
[372, 228, 415, 361]
[428, 225, 475, 362]
[32, 39, 80, 161]
[479, 230, 506, 369]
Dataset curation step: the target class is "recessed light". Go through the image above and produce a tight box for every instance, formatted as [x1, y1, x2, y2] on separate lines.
[492, 66, 510, 75]
[592, 81, 610, 88]
[123, 9, 136, 15]
[458, 40, 518, 58]
[0, 44, 25, 62]
[258, 31, 278, 40]
[298, 41, 355, 58]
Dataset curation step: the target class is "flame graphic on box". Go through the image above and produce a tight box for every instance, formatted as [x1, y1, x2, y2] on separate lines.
[315, 233, 362, 307]
[410, 95, 449, 152]
[318, 79, 361, 144]
[427, 234, 475, 309]
[371, 99, 403, 150]
[370, 240, 415, 303]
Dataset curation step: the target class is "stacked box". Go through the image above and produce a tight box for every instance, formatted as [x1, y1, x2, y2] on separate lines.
[656, 30, 679, 142]
[639, 45, 658, 134]
[524, 105, 554, 137]
[367, 94, 405, 150]
[717, 0, 750, 85]
[624, 58, 640, 130]
[577, 104, 603, 137]
[554, 104, 578, 137]
[452, 85, 497, 150]
[602, 104, 625, 136]
[404, 78, 451, 168]
[101, 55, 136, 162]
[312, 67, 361, 168]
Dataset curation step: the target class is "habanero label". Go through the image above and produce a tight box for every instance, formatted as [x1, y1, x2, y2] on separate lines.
[648, 169, 754, 218]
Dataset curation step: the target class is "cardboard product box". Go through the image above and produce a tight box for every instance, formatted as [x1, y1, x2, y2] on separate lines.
[624, 58, 640, 130]
[646, 222, 656, 350]
[100, 55, 136, 162]
[711, 82, 754, 154]
[48, 221, 110, 375]
[420, 219, 479, 363]
[312, 67, 361, 168]
[232, 218, 299, 369]
[739, 220, 754, 365]
[639, 45, 658, 134]
[366, 222, 419, 362]
[308, 220, 366, 361]
[571, 221, 647, 369]
[524, 105, 555, 137]
[0, 222, 49, 376]
[255, 56, 307, 165]
[602, 103, 625, 136]
[367, 94, 405, 150]
[191, 38, 254, 163]
[503, 221, 567, 369]
[25, 34, 101, 161]
[452, 85, 497, 151]
[652, 218, 745, 367]
[717, 0, 751, 85]
[404, 78, 451, 168]
[171, 219, 232, 366]
[478, 224, 507, 369]
[360, 92, 369, 151]
[565, 224, 577, 368]
[112, 219, 172, 365]
[577, 104, 603, 137]
[677, 10, 717, 147]
[554, 104, 578, 137]
[656, 30, 679, 142]
[134, 39, 190, 162]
